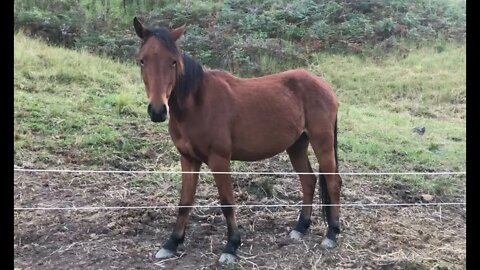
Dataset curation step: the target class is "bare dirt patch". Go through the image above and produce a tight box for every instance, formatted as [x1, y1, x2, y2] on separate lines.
[14, 169, 465, 269]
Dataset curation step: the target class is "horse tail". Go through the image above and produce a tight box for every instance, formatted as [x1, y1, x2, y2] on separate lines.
[334, 116, 338, 171]
[319, 116, 338, 225]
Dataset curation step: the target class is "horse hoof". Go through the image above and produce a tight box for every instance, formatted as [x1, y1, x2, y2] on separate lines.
[320, 238, 337, 250]
[289, 230, 304, 240]
[155, 248, 175, 259]
[218, 253, 237, 264]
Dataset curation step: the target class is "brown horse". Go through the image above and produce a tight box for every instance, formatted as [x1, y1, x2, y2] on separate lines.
[133, 17, 342, 263]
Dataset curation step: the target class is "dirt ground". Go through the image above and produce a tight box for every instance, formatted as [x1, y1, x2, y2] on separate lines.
[14, 163, 466, 270]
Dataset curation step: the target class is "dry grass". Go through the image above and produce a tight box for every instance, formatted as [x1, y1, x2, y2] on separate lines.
[14, 169, 465, 269]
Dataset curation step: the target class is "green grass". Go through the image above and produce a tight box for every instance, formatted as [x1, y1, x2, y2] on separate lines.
[332, 105, 465, 197]
[307, 45, 466, 195]
[309, 43, 466, 119]
[14, 32, 465, 196]
[14, 32, 174, 170]
[336, 106, 465, 172]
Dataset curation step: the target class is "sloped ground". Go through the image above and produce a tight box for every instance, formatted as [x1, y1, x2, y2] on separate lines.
[14, 34, 466, 269]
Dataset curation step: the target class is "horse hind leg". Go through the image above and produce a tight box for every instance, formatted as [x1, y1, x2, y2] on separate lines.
[309, 131, 342, 249]
[286, 132, 317, 240]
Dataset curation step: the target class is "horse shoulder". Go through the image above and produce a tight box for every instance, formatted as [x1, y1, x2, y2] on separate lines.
[202, 70, 237, 103]
[197, 71, 235, 146]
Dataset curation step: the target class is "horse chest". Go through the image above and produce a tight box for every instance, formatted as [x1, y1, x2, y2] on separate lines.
[169, 128, 206, 161]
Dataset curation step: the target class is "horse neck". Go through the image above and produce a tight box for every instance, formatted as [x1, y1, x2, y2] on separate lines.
[168, 55, 205, 120]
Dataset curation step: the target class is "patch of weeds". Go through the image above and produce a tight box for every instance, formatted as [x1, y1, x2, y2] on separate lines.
[427, 143, 442, 153]
[248, 176, 276, 198]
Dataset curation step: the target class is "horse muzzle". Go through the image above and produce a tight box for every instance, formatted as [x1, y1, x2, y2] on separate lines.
[148, 104, 168, 122]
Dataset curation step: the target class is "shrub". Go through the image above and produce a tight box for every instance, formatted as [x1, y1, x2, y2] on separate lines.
[14, 0, 465, 76]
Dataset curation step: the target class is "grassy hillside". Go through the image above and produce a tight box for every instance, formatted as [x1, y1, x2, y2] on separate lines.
[310, 43, 466, 119]
[14, 32, 465, 197]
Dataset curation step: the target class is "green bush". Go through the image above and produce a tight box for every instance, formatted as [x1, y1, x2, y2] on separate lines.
[14, 0, 465, 76]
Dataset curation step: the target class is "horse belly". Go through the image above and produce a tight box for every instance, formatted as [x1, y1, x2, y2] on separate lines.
[230, 118, 303, 161]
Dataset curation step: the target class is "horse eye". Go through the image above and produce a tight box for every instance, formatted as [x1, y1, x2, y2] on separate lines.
[172, 61, 177, 67]
[139, 59, 144, 66]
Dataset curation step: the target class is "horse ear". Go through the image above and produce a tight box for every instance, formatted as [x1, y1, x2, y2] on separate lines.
[170, 24, 187, 41]
[133, 17, 147, 39]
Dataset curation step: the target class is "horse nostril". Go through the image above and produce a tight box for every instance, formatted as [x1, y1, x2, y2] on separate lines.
[147, 104, 153, 115]
[160, 104, 167, 115]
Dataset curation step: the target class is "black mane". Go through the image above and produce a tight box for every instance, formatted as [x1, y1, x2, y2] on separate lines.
[142, 26, 204, 115]
[171, 53, 204, 110]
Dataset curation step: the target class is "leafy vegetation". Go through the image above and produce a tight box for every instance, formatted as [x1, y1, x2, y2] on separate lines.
[14, 0, 465, 76]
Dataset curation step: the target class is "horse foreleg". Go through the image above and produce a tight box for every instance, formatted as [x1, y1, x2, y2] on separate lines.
[286, 133, 317, 240]
[156, 155, 201, 259]
[208, 153, 241, 264]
